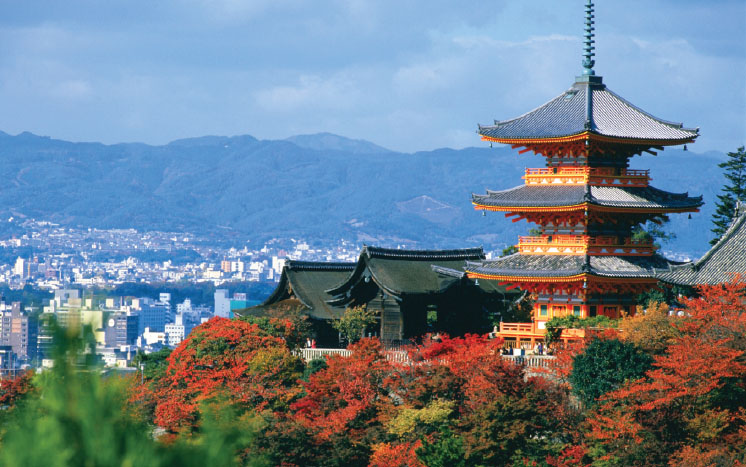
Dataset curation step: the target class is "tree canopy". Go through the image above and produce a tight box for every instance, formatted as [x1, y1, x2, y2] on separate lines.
[711, 146, 746, 244]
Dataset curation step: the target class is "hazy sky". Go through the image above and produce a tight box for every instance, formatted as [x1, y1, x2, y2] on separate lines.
[0, 0, 743, 153]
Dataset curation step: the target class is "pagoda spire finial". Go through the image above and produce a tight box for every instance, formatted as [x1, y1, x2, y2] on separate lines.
[582, 0, 596, 76]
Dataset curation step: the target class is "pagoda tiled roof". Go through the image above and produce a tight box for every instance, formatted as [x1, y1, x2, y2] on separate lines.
[478, 78, 698, 143]
[466, 253, 676, 279]
[473, 184, 703, 211]
[326, 246, 486, 303]
[261, 260, 355, 320]
[658, 209, 746, 286]
[432, 265, 521, 295]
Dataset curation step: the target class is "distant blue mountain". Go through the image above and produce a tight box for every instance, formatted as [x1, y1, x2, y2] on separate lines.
[0, 131, 727, 258]
[286, 132, 392, 155]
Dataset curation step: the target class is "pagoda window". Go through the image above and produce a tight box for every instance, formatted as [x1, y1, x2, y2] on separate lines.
[589, 306, 597, 317]
[552, 305, 566, 317]
[540, 305, 548, 317]
[603, 306, 618, 318]
[573, 305, 581, 317]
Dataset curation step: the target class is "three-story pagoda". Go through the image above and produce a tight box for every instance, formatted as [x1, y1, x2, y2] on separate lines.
[466, 0, 703, 345]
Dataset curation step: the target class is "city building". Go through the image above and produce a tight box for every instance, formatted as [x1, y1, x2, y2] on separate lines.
[214, 289, 231, 318]
[465, 0, 702, 346]
[165, 313, 190, 347]
[0, 302, 37, 363]
[135, 297, 171, 333]
[0, 345, 16, 378]
[214, 289, 251, 318]
[104, 311, 140, 347]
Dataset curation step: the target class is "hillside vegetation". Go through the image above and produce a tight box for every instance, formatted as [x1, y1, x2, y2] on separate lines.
[0, 131, 726, 257]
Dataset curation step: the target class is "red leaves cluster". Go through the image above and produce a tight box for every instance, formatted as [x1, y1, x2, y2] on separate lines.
[546, 445, 590, 467]
[292, 338, 391, 440]
[129, 279, 746, 465]
[583, 278, 746, 463]
[0, 370, 34, 409]
[133, 317, 303, 433]
[369, 441, 424, 467]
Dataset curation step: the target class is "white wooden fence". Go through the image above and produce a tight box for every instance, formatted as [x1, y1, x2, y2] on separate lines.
[297, 348, 555, 369]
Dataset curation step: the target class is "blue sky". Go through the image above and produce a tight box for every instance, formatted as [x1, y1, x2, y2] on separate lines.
[0, 0, 743, 153]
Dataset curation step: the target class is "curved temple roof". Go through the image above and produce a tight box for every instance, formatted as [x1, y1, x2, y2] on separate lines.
[472, 184, 703, 212]
[261, 260, 356, 320]
[478, 77, 698, 145]
[466, 253, 677, 280]
[326, 246, 486, 305]
[658, 209, 746, 286]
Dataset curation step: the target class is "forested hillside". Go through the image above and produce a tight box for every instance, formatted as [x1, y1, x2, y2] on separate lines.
[0, 131, 726, 257]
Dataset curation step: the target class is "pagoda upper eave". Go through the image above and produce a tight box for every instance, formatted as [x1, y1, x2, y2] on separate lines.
[478, 81, 699, 147]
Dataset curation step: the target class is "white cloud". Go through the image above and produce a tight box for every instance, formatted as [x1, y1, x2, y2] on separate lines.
[49, 79, 93, 100]
[253, 73, 362, 112]
[184, 0, 305, 23]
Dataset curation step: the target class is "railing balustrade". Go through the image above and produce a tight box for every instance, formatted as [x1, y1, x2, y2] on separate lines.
[296, 347, 555, 369]
[518, 234, 656, 255]
[523, 167, 649, 187]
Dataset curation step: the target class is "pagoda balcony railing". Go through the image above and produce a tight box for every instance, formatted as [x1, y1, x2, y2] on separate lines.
[523, 167, 650, 187]
[497, 322, 586, 342]
[518, 235, 656, 256]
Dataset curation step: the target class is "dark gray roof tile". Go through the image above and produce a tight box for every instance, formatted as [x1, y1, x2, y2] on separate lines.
[467, 254, 675, 279]
[658, 211, 746, 285]
[478, 79, 698, 142]
[473, 184, 703, 210]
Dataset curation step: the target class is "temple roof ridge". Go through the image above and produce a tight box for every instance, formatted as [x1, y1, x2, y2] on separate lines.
[659, 208, 746, 285]
[285, 260, 356, 272]
[362, 245, 484, 261]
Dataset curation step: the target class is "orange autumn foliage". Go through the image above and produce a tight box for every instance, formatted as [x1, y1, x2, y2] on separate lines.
[585, 278, 746, 464]
[133, 317, 303, 433]
[291, 338, 393, 441]
[369, 441, 424, 467]
[619, 302, 680, 354]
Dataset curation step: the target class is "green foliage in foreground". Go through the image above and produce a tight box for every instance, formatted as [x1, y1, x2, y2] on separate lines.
[544, 315, 619, 344]
[416, 427, 467, 467]
[332, 305, 378, 345]
[711, 146, 746, 245]
[570, 338, 653, 407]
[0, 323, 268, 467]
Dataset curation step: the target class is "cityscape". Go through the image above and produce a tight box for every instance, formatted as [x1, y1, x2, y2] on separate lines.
[0, 216, 368, 288]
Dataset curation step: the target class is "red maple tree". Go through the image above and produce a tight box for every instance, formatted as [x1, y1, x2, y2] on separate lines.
[585, 278, 746, 464]
[133, 317, 304, 433]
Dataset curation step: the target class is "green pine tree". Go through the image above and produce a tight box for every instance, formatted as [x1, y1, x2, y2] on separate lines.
[711, 146, 746, 245]
[416, 427, 467, 467]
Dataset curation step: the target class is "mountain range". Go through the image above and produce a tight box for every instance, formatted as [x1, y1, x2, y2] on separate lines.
[0, 130, 729, 259]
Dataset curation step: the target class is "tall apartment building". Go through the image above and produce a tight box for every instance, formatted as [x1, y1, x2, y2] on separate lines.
[0, 302, 37, 363]
[104, 311, 140, 347]
[134, 297, 171, 333]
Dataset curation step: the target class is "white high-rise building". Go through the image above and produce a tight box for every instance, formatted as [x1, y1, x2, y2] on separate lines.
[13, 257, 26, 278]
[165, 314, 186, 347]
[214, 289, 231, 318]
